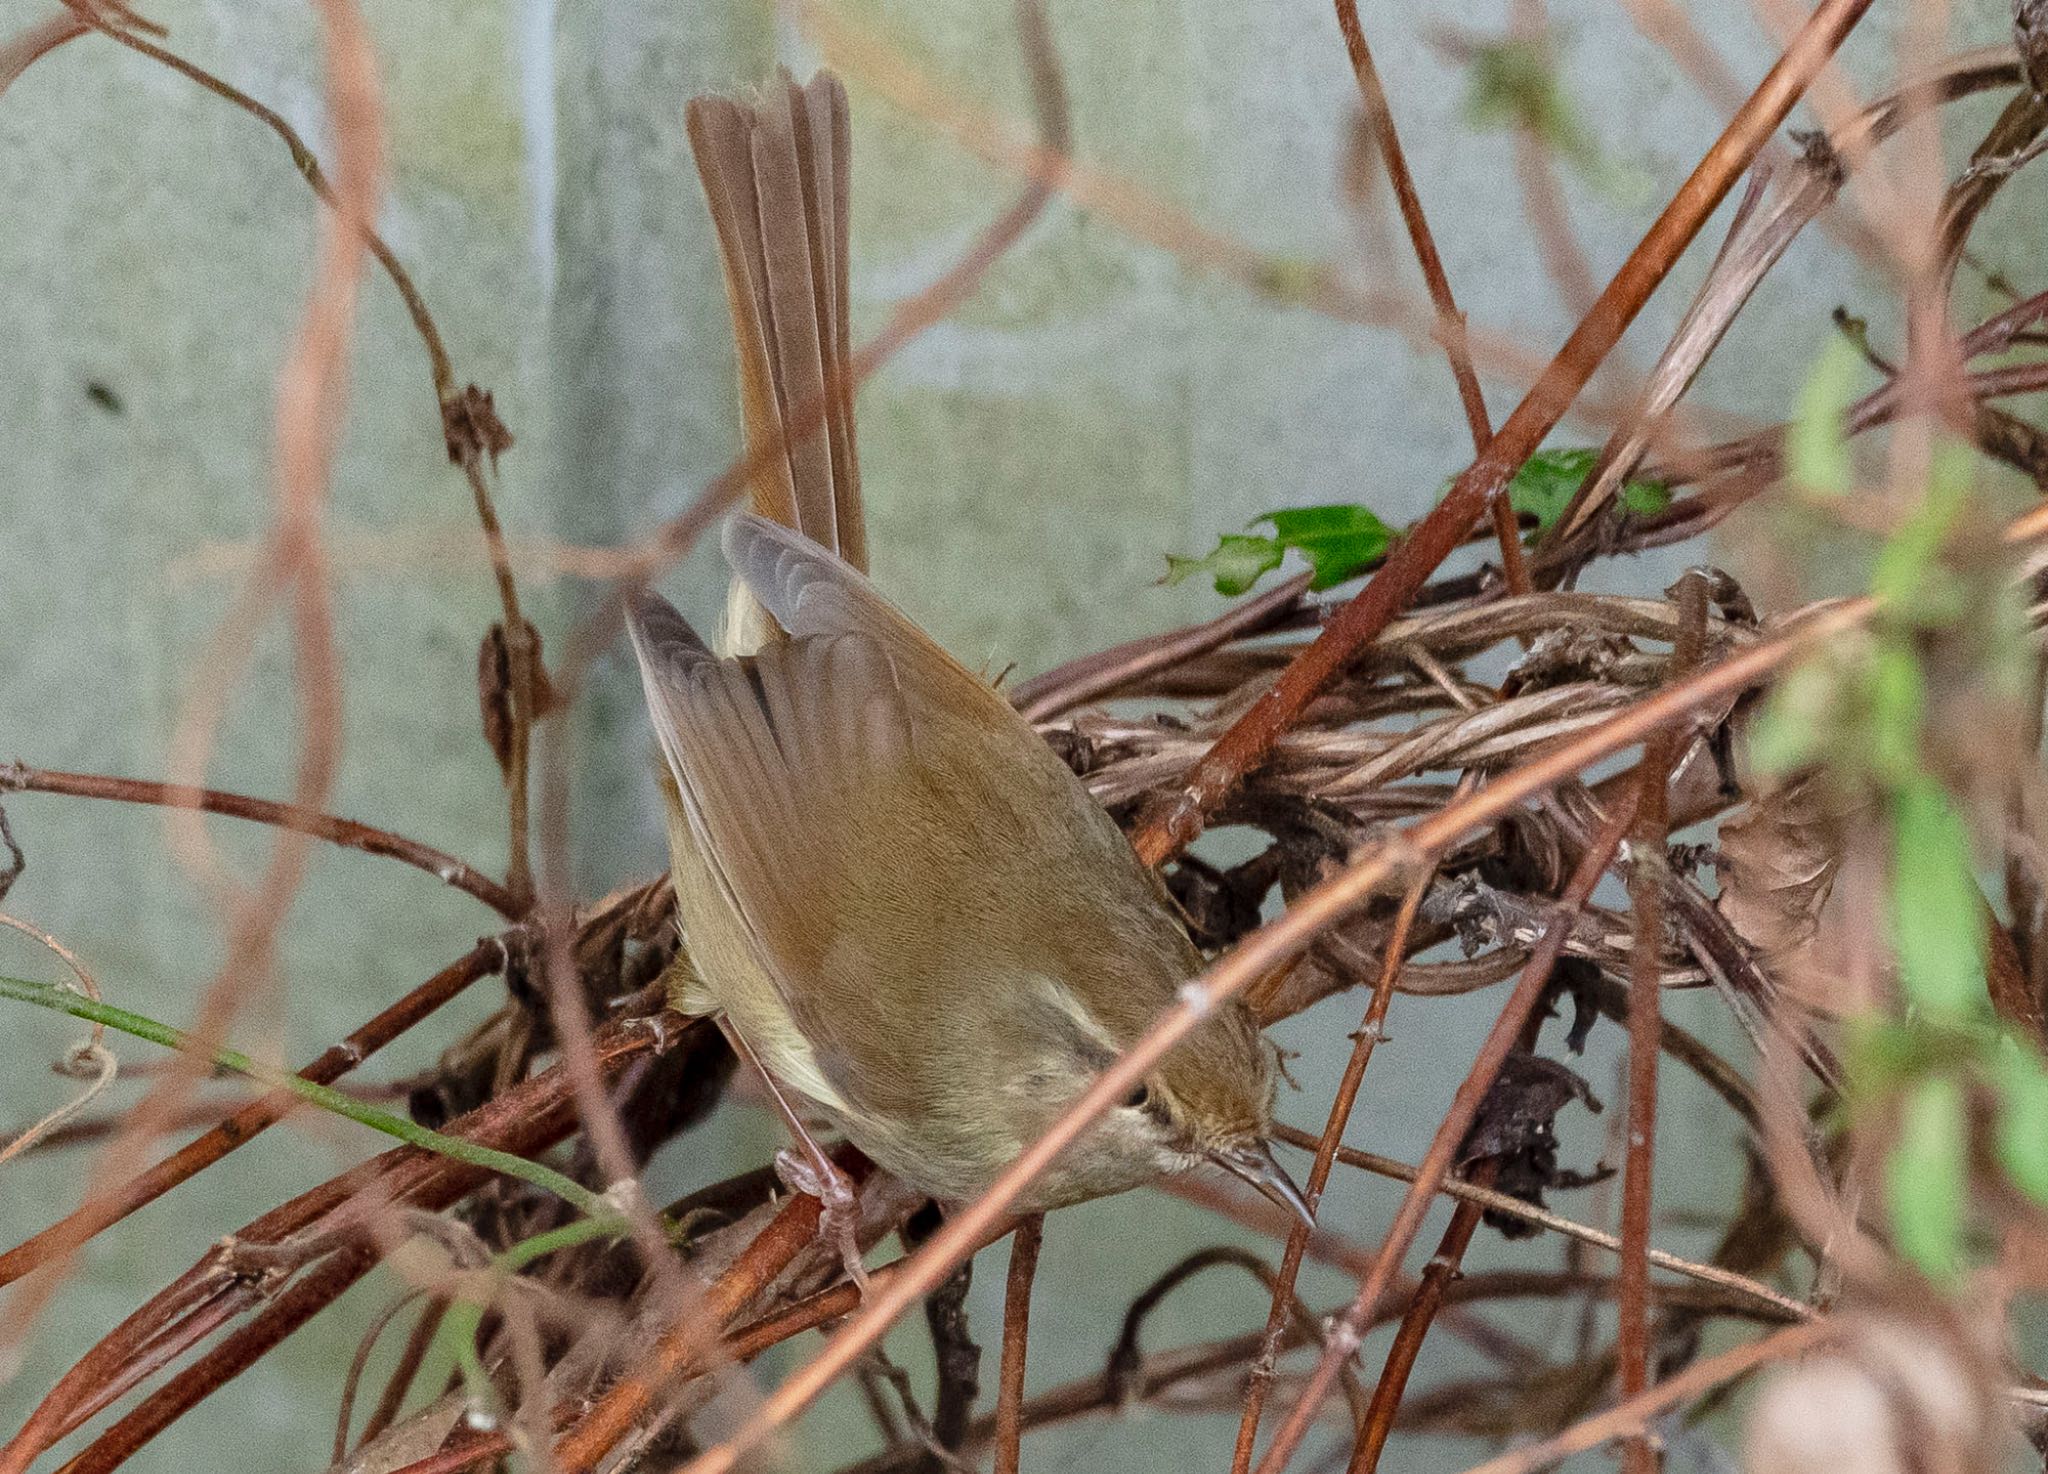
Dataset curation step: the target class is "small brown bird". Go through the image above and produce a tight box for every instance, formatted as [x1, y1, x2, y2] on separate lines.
[627, 71, 1308, 1272]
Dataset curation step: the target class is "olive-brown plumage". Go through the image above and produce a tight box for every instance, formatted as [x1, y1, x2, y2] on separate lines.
[627, 69, 1306, 1226]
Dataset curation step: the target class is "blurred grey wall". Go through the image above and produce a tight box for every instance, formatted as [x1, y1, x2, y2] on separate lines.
[0, 1, 2039, 1469]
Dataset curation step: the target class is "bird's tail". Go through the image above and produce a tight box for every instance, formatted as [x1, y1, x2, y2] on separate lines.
[686, 70, 864, 652]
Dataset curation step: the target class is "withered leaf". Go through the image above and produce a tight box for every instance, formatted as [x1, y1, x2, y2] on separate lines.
[478, 618, 558, 779]
[1714, 777, 1856, 1012]
[442, 383, 514, 468]
[1461, 1051, 1605, 1237]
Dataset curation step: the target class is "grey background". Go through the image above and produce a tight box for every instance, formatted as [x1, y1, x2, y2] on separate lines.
[0, 0, 2039, 1469]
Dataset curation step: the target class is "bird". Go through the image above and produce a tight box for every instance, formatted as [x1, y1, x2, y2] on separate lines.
[624, 69, 1310, 1283]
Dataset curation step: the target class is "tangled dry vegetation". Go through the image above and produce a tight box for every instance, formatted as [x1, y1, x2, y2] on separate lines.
[6, 1, 2048, 1472]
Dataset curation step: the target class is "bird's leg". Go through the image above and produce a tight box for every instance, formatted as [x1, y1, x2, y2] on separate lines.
[717, 1017, 868, 1290]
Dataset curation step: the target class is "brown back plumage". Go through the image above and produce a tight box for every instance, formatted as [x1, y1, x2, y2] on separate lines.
[638, 72, 1300, 1220]
[686, 71, 865, 579]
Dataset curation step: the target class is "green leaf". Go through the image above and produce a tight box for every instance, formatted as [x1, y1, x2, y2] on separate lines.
[1993, 1038, 2048, 1205]
[1462, 37, 1597, 174]
[1253, 505, 1396, 590]
[1888, 1072, 1968, 1279]
[1871, 439, 1974, 623]
[1747, 656, 1839, 777]
[1864, 639, 1926, 786]
[1167, 446, 1674, 600]
[1788, 336, 1863, 497]
[1459, 37, 1646, 200]
[1165, 505, 1395, 597]
[1163, 534, 1285, 596]
[1494, 447, 1671, 534]
[1888, 775, 1987, 1020]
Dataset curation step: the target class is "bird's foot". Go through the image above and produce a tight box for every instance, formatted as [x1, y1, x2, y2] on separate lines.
[775, 1146, 869, 1291]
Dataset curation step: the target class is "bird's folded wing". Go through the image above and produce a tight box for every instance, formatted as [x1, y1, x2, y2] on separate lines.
[626, 586, 919, 1032]
[720, 512, 1024, 729]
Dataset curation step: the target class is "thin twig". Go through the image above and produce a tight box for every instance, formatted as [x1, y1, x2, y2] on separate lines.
[1449, 1320, 1834, 1474]
[1269, 1133, 1811, 1307]
[1232, 870, 1432, 1472]
[1332, 0, 1523, 593]
[1128, 0, 1878, 866]
[992, 1215, 1044, 1474]
[0, 764, 520, 916]
[1250, 791, 1641, 1474]
[1616, 573, 1707, 1472]
[1348, 1163, 1500, 1473]
[0, 911, 116, 1166]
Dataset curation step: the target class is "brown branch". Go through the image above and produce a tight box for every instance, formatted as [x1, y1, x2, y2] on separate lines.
[1231, 871, 1431, 1471]
[1450, 1319, 1834, 1474]
[67, 7, 539, 906]
[1332, 0, 1524, 594]
[1348, 1163, 1500, 1473]
[1128, 0, 1878, 866]
[57, 1245, 380, 1474]
[1247, 790, 1641, 1474]
[1616, 573, 1707, 1473]
[1012, 573, 1312, 722]
[992, 1215, 1044, 1474]
[549, 1191, 828, 1470]
[0, 939, 502, 1290]
[3, 1013, 675, 1470]
[672, 597, 1866, 1474]
[0, 9, 88, 97]
[0, 763, 521, 916]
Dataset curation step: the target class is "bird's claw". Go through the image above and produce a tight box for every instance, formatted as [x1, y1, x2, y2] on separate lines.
[775, 1147, 869, 1291]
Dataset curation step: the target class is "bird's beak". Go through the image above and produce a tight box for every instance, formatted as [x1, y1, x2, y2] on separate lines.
[1209, 1140, 1315, 1229]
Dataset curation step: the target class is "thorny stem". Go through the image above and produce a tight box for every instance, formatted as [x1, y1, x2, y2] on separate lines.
[1348, 1163, 1500, 1474]
[992, 1215, 1044, 1474]
[0, 764, 520, 917]
[1129, 0, 1879, 867]
[1348, 835, 1562, 1474]
[1231, 871, 1432, 1472]
[1248, 790, 1642, 1474]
